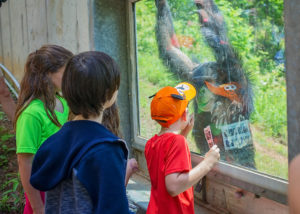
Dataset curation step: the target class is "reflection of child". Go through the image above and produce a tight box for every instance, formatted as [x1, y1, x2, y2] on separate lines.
[145, 82, 220, 214]
[30, 51, 133, 213]
[14, 45, 73, 214]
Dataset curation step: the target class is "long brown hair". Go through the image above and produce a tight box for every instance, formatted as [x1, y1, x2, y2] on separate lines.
[102, 103, 122, 137]
[14, 45, 73, 129]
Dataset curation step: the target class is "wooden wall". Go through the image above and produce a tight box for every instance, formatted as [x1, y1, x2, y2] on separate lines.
[0, 0, 135, 149]
[0, 0, 91, 81]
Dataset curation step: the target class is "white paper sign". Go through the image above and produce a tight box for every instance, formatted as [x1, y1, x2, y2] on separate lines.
[221, 120, 252, 150]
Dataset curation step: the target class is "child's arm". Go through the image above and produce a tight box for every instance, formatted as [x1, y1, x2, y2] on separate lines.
[18, 153, 45, 214]
[125, 158, 138, 186]
[165, 145, 219, 197]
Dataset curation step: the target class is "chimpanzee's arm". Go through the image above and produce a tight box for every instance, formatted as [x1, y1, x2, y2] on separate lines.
[195, 0, 235, 65]
[155, 0, 196, 80]
[195, 0, 254, 116]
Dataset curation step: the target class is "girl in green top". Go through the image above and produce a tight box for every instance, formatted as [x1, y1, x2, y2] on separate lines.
[14, 45, 73, 214]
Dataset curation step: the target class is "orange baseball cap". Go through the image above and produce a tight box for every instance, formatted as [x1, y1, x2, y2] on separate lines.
[150, 82, 196, 127]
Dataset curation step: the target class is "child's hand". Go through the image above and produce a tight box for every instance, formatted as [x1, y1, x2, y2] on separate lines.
[186, 113, 195, 132]
[180, 114, 194, 138]
[204, 145, 220, 169]
[127, 158, 139, 175]
[125, 158, 139, 186]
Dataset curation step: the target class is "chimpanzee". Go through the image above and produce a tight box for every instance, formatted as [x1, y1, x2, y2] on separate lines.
[155, 0, 255, 168]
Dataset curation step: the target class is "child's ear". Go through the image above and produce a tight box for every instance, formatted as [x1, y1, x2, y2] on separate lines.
[181, 109, 188, 121]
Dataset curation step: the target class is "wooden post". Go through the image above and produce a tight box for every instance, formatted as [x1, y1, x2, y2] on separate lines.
[285, 0, 300, 163]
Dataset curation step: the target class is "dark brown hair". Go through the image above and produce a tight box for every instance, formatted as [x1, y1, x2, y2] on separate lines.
[62, 51, 120, 119]
[14, 45, 73, 128]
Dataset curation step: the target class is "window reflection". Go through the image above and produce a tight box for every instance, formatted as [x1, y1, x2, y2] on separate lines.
[136, 0, 286, 179]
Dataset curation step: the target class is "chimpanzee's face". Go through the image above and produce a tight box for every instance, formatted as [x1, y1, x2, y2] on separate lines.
[192, 62, 218, 113]
[197, 86, 216, 112]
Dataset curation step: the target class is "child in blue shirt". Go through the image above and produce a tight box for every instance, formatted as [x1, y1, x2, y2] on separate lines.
[30, 51, 133, 214]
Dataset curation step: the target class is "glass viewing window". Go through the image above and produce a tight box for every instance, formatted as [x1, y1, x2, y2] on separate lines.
[135, 0, 286, 179]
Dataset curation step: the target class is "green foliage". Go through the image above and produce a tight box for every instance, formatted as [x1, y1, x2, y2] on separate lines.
[0, 111, 23, 212]
[216, 0, 284, 75]
[136, 0, 157, 55]
[138, 53, 178, 87]
[0, 129, 15, 168]
[251, 65, 287, 141]
[255, 152, 287, 179]
[0, 173, 23, 212]
[225, 0, 284, 26]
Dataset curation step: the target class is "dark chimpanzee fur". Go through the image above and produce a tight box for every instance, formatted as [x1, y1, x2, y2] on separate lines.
[155, 0, 255, 168]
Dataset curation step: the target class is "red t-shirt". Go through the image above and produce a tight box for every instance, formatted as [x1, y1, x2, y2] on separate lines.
[145, 133, 194, 214]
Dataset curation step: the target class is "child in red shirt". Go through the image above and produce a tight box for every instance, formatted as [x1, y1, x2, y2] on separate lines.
[145, 82, 220, 214]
